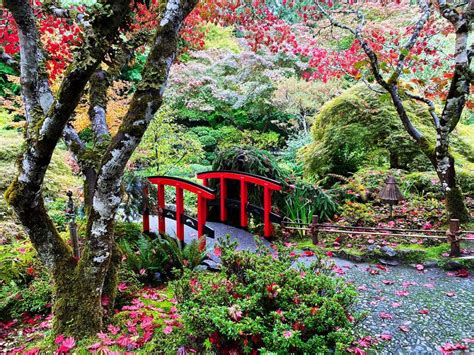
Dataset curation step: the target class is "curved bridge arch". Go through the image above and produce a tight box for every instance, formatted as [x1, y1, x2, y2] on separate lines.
[197, 170, 282, 237]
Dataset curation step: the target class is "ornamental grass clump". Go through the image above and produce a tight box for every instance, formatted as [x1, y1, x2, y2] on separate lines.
[173, 238, 357, 353]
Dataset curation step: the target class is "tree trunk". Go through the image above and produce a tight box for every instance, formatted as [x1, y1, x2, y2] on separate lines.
[440, 155, 470, 222]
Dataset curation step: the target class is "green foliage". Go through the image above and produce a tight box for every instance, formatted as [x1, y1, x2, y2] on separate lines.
[0, 271, 52, 320]
[46, 198, 68, 232]
[0, 62, 20, 97]
[173, 237, 357, 353]
[0, 240, 34, 284]
[122, 52, 148, 83]
[302, 84, 472, 177]
[284, 182, 338, 228]
[339, 202, 375, 225]
[119, 234, 169, 282]
[167, 48, 296, 134]
[189, 125, 281, 162]
[118, 233, 206, 283]
[114, 221, 143, 243]
[202, 23, 241, 53]
[133, 105, 204, 172]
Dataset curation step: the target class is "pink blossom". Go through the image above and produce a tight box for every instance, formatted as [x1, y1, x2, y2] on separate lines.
[415, 264, 424, 271]
[283, 330, 293, 338]
[163, 325, 173, 334]
[332, 266, 345, 275]
[379, 312, 393, 320]
[117, 282, 128, 292]
[57, 337, 76, 352]
[399, 325, 410, 332]
[107, 324, 120, 335]
[379, 333, 392, 341]
[54, 335, 65, 345]
[395, 290, 409, 297]
[422, 222, 433, 230]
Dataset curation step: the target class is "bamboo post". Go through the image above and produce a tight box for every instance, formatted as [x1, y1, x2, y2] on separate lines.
[448, 219, 461, 257]
[66, 191, 80, 259]
[310, 215, 319, 245]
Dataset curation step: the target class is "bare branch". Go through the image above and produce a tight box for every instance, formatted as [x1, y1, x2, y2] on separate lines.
[438, 0, 466, 28]
[405, 91, 440, 128]
[4, 0, 54, 130]
[392, 0, 431, 81]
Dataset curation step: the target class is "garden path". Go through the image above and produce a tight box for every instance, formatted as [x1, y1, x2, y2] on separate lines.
[154, 217, 474, 353]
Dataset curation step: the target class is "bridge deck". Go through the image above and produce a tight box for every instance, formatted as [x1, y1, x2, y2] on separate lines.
[149, 216, 271, 252]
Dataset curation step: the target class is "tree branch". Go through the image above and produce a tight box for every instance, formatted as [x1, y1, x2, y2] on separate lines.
[405, 91, 440, 128]
[391, 0, 431, 82]
[87, 0, 199, 272]
[4, 0, 53, 130]
[317, 1, 426, 142]
[5, 0, 132, 270]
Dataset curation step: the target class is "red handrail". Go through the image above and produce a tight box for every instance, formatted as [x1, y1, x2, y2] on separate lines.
[197, 170, 282, 237]
[144, 176, 216, 251]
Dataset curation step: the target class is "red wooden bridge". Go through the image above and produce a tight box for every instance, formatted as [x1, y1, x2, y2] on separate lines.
[143, 171, 282, 250]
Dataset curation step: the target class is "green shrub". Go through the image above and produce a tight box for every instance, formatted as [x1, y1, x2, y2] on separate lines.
[0, 272, 52, 320]
[284, 182, 338, 228]
[114, 222, 144, 243]
[173, 238, 357, 353]
[0, 240, 35, 284]
[302, 84, 473, 177]
[119, 234, 206, 283]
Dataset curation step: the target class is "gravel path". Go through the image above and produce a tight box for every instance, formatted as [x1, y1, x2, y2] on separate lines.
[153, 218, 474, 353]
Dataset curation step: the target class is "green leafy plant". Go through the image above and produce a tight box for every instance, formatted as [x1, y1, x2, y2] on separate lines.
[284, 182, 338, 233]
[173, 237, 357, 353]
[119, 234, 206, 283]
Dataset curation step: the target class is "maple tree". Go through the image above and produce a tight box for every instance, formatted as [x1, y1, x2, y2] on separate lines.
[2, 0, 198, 339]
[197, 0, 472, 220]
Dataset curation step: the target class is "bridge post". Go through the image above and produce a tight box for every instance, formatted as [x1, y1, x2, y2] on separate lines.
[143, 185, 150, 234]
[176, 187, 184, 245]
[220, 177, 227, 222]
[240, 178, 248, 228]
[197, 193, 206, 251]
[157, 183, 165, 235]
[263, 184, 272, 237]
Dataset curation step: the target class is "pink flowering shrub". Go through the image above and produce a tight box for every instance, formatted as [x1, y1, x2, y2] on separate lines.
[173, 237, 357, 352]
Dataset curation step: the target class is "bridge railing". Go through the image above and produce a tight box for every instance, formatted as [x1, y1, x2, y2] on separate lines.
[143, 176, 216, 251]
[283, 216, 473, 257]
[197, 171, 282, 238]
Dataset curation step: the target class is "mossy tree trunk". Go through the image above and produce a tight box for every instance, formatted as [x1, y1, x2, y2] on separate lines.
[4, 0, 198, 338]
[320, 0, 472, 222]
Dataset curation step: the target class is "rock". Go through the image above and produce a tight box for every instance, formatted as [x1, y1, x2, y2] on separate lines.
[380, 246, 397, 258]
[367, 245, 381, 252]
[202, 259, 221, 271]
[396, 248, 426, 264]
[379, 258, 399, 266]
[444, 260, 466, 271]
[423, 260, 438, 269]
[194, 265, 208, 272]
